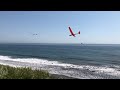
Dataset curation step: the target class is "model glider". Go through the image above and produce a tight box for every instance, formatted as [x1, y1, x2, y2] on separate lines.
[68, 27, 80, 37]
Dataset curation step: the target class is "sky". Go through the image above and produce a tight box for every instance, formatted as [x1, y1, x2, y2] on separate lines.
[0, 11, 120, 44]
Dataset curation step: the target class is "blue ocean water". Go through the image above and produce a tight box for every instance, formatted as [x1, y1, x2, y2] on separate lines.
[0, 43, 120, 79]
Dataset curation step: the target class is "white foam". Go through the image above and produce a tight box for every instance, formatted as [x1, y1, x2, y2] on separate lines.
[92, 66, 120, 76]
[0, 62, 23, 68]
[0, 55, 83, 68]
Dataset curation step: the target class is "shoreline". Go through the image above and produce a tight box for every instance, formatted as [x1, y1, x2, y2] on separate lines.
[1, 55, 120, 79]
[0, 63, 77, 79]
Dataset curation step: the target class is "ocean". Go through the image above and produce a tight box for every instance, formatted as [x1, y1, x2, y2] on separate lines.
[0, 43, 120, 79]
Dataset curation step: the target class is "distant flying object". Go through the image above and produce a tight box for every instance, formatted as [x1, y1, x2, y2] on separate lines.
[68, 27, 80, 37]
[33, 34, 38, 35]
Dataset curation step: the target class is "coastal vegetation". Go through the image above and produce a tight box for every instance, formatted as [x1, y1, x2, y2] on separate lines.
[0, 64, 54, 79]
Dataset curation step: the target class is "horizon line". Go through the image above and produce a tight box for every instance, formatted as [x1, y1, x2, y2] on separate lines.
[0, 42, 120, 45]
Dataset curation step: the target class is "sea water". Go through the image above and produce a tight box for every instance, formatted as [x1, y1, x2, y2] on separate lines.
[0, 43, 120, 79]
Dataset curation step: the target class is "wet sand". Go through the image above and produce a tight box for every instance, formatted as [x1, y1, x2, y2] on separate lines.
[51, 74, 78, 79]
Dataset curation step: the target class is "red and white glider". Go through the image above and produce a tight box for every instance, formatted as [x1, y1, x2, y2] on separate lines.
[68, 27, 80, 37]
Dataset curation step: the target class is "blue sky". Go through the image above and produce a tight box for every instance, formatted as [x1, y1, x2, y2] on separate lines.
[0, 11, 120, 44]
